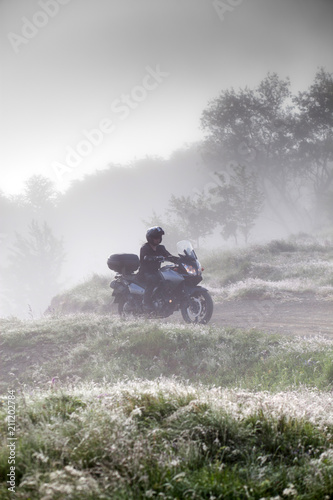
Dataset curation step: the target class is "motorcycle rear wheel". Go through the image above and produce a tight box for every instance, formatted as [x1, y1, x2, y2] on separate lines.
[118, 297, 138, 318]
[181, 289, 213, 324]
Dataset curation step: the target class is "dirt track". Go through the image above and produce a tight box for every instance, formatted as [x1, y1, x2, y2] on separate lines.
[208, 296, 333, 337]
[165, 295, 333, 337]
[111, 294, 332, 336]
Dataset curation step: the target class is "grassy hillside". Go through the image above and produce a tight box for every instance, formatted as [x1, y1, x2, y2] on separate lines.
[202, 234, 333, 301]
[46, 274, 112, 315]
[1, 235, 332, 498]
[47, 235, 333, 316]
[1, 377, 332, 499]
[1, 315, 333, 393]
[1, 315, 333, 498]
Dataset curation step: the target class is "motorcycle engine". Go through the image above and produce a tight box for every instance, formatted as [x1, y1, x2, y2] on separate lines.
[152, 290, 174, 317]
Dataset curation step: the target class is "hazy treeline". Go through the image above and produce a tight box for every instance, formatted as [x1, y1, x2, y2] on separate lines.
[1, 69, 332, 317]
[0, 150, 209, 317]
[200, 68, 333, 239]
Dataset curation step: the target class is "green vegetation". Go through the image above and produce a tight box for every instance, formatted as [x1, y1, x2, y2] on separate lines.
[0, 375, 332, 498]
[202, 235, 333, 300]
[46, 235, 333, 315]
[1, 315, 332, 393]
[0, 315, 332, 497]
[46, 274, 112, 315]
[1, 236, 332, 498]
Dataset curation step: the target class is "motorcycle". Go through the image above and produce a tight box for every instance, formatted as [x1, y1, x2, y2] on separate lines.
[107, 240, 213, 324]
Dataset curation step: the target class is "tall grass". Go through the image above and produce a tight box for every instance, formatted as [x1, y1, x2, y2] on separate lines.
[46, 274, 112, 315]
[1, 315, 332, 392]
[0, 378, 332, 499]
[202, 236, 333, 300]
[1, 235, 332, 498]
[1, 316, 332, 497]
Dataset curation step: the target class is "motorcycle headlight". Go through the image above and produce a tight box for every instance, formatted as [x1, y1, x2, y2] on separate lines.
[183, 264, 197, 276]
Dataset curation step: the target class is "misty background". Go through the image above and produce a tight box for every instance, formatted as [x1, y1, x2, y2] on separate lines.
[1, 0, 333, 317]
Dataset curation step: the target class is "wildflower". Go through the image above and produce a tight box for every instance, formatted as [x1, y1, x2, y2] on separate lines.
[282, 483, 298, 497]
[33, 451, 49, 463]
[131, 406, 142, 416]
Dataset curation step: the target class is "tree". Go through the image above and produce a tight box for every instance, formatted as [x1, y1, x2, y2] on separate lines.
[142, 211, 184, 251]
[210, 165, 264, 244]
[0, 191, 18, 236]
[1, 220, 66, 316]
[144, 193, 216, 250]
[322, 189, 333, 228]
[22, 174, 59, 215]
[293, 68, 333, 227]
[167, 194, 216, 247]
[200, 73, 304, 231]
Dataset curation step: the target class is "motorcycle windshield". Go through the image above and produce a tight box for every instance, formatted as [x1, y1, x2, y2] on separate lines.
[177, 240, 196, 258]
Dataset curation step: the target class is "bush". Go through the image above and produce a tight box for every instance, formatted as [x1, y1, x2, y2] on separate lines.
[46, 274, 112, 315]
[268, 239, 297, 253]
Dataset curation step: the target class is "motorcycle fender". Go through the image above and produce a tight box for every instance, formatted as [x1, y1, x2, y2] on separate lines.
[183, 285, 209, 296]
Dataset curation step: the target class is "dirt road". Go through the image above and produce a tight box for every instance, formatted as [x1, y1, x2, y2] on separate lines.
[208, 296, 333, 337]
[112, 294, 332, 336]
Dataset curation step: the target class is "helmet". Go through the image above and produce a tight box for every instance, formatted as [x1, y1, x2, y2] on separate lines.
[146, 226, 165, 244]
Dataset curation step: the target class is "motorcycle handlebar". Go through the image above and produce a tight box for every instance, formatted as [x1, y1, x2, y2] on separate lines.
[167, 255, 179, 263]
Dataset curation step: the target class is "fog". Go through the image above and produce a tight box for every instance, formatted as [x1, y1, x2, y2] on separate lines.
[1, 0, 333, 317]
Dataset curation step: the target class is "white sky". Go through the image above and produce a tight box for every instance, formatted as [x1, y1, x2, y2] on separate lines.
[1, 0, 333, 194]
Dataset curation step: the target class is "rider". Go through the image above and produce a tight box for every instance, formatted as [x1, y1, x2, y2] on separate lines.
[139, 226, 175, 310]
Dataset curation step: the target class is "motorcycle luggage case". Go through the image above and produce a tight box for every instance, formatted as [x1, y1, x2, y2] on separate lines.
[107, 253, 140, 273]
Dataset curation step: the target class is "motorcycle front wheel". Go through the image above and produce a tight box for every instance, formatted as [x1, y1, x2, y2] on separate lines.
[181, 289, 213, 324]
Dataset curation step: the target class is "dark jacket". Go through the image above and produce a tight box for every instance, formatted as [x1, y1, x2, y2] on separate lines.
[139, 243, 172, 274]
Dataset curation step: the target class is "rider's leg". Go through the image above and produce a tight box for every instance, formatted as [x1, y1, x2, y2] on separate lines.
[142, 273, 160, 309]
